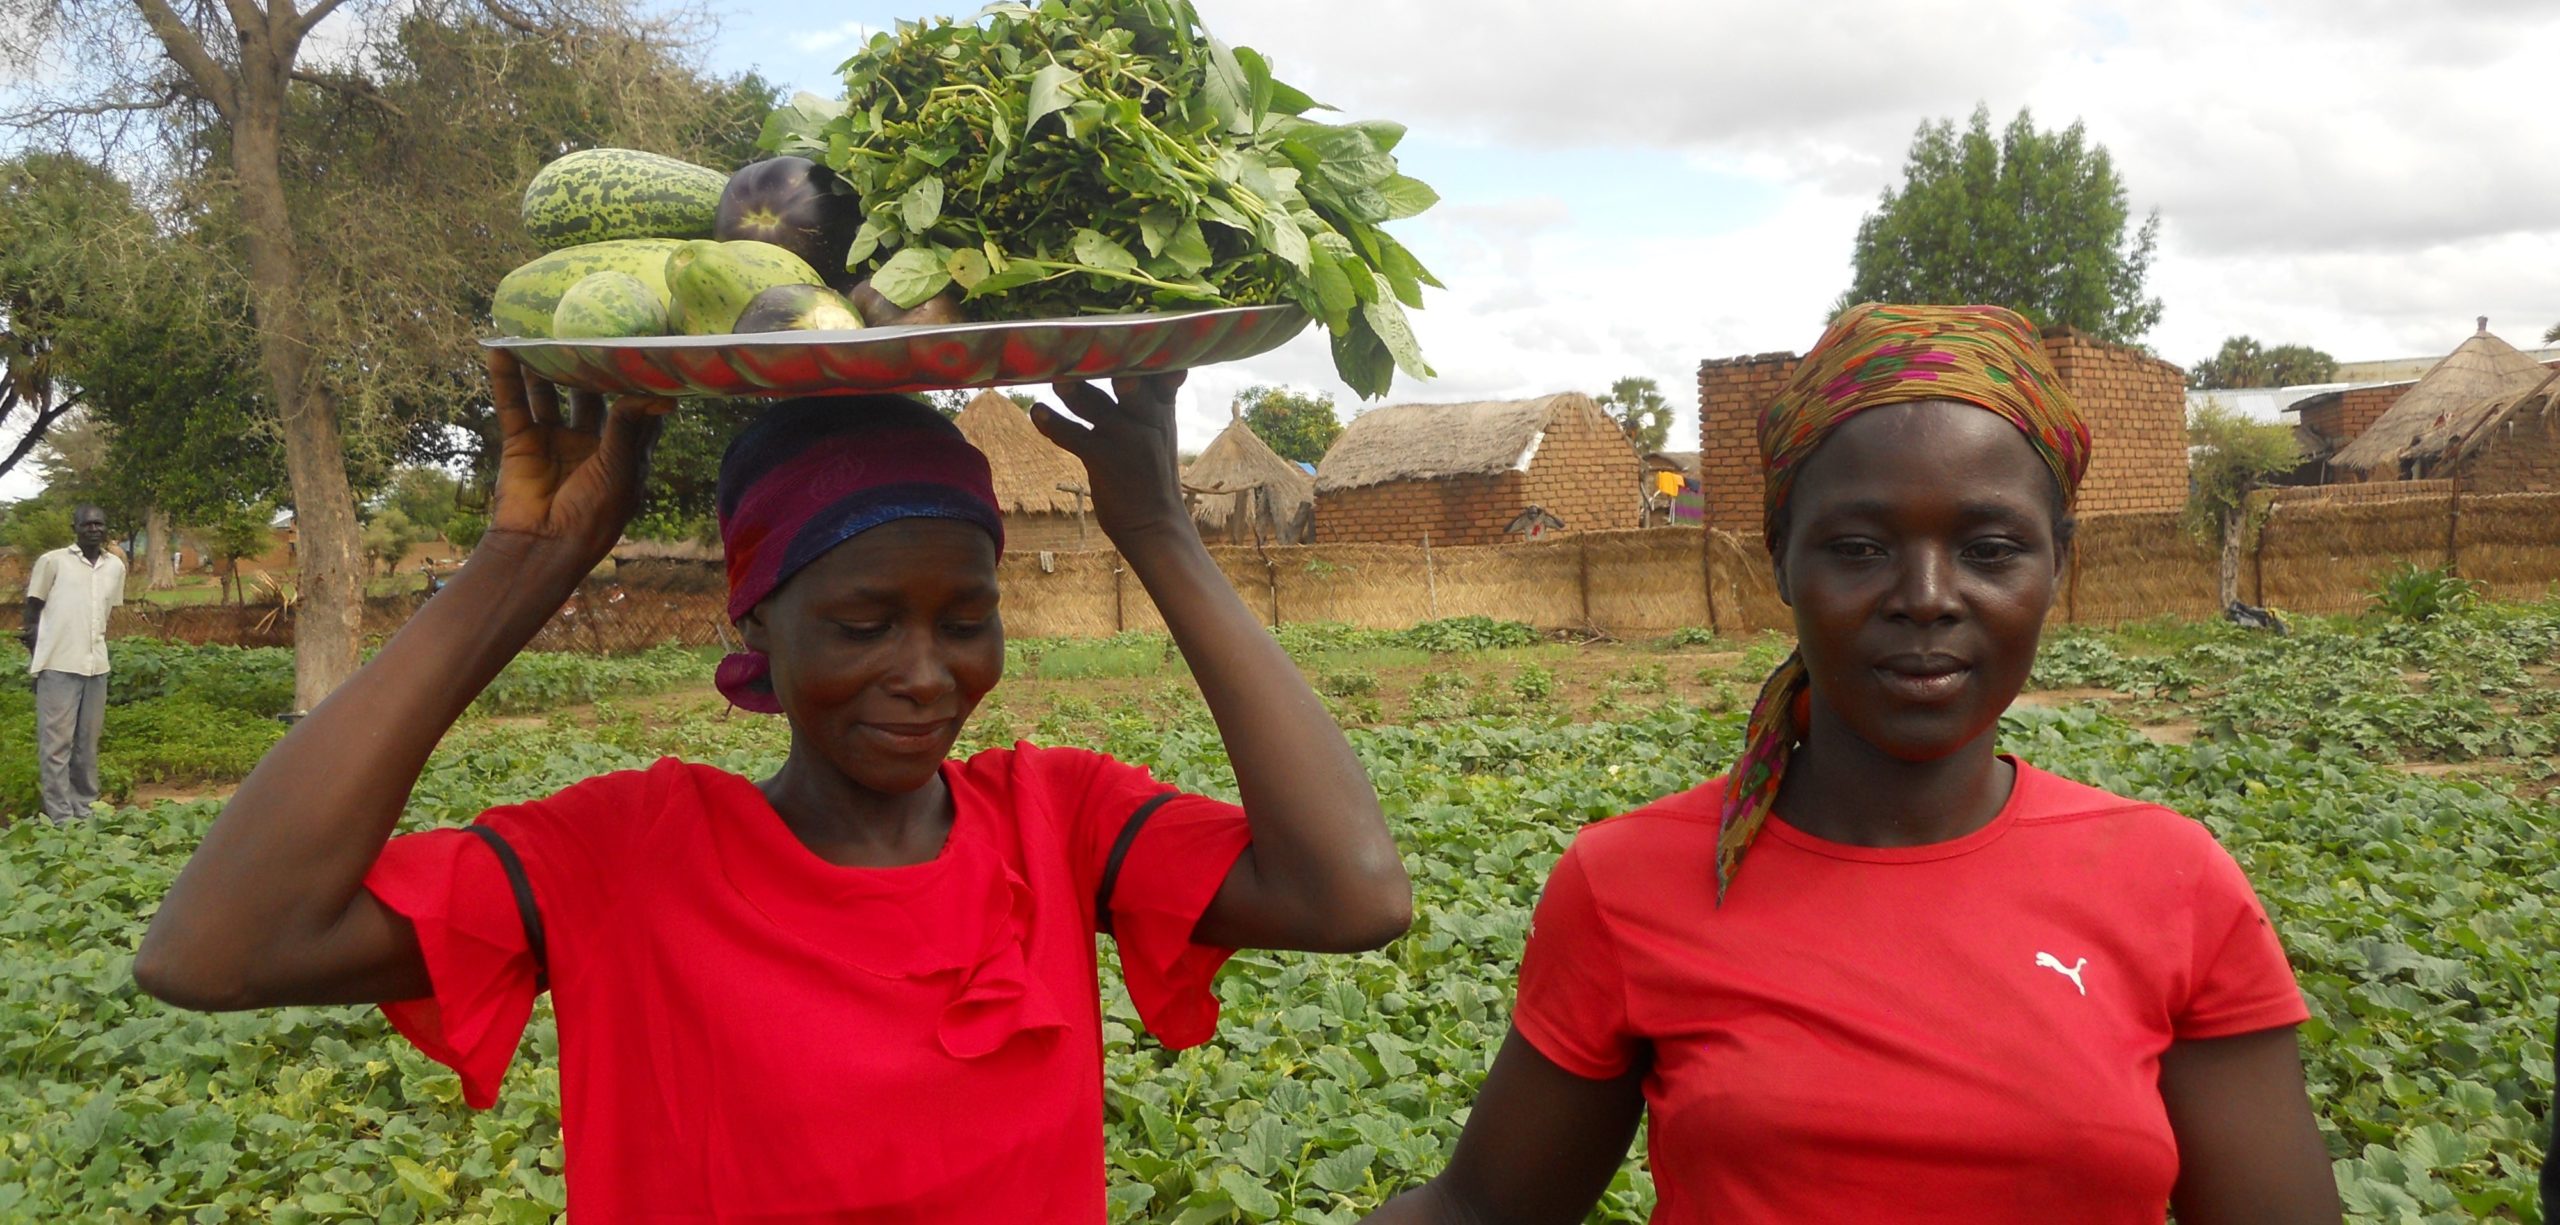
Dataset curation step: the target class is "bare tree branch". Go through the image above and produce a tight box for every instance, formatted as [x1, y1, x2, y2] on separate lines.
[290, 0, 354, 41]
[132, 0, 241, 119]
[0, 397, 81, 483]
[4, 88, 185, 120]
[474, 0, 551, 37]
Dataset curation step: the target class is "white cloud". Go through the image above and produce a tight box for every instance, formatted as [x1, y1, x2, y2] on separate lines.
[799, 20, 883, 54]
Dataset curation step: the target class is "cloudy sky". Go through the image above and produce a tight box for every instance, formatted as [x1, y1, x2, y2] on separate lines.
[677, 0, 2559, 453]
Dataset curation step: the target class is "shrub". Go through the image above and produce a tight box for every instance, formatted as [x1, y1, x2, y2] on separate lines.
[2368, 562, 2482, 623]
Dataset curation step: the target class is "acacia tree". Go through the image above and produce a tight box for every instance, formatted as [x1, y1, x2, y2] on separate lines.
[1842, 105, 2163, 344]
[0, 154, 145, 484]
[2, 0, 767, 708]
[2186, 336, 2339, 390]
[1596, 376, 1671, 453]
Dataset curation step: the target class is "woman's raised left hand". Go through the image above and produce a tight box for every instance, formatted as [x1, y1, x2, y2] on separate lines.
[1032, 372, 1191, 542]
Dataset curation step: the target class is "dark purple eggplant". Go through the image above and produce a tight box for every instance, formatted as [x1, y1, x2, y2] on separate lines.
[847, 278, 967, 328]
[714, 157, 862, 291]
[733, 284, 864, 333]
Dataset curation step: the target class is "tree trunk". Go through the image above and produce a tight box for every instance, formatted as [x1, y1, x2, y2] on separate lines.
[231, 50, 365, 712]
[143, 505, 178, 590]
[2217, 507, 2244, 610]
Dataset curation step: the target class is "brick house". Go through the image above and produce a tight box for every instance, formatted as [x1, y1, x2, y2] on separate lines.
[1313, 393, 1643, 545]
[1694, 326, 2191, 532]
[2329, 320, 2560, 489]
[952, 389, 1096, 551]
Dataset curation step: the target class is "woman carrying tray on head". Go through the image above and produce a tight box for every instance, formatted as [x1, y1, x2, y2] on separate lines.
[1366, 306, 2341, 1225]
[134, 355, 1412, 1220]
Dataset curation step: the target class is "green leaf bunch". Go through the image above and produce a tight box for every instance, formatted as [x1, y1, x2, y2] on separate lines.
[759, 0, 1442, 398]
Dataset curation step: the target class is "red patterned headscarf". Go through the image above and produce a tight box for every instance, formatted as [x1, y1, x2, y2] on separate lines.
[713, 397, 1005, 713]
[1716, 304, 2091, 902]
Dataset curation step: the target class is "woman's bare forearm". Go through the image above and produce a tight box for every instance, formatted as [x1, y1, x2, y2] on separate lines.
[134, 537, 591, 1007]
[1114, 520, 1409, 951]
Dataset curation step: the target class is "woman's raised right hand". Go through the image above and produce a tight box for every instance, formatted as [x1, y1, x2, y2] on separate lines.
[481, 349, 675, 564]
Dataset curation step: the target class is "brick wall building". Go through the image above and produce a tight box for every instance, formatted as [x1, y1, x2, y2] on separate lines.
[2460, 391, 2560, 491]
[1315, 393, 1643, 545]
[1694, 328, 2190, 530]
[2297, 382, 2414, 456]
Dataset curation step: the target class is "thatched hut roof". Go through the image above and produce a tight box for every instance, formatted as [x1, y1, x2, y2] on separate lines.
[953, 390, 1089, 515]
[2332, 320, 2557, 474]
[1184, 414, 1315, 542]
[1315, 393, 1600, 493]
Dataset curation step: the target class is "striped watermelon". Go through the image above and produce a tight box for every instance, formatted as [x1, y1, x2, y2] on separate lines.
[490, 239, 684, 338]
[520, 148, 727, 251]
[551, 271, 669, 339]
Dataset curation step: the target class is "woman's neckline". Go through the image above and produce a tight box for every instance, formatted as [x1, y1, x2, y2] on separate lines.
[745, 759, 967, 874]
[1761, 755, 2034, 864]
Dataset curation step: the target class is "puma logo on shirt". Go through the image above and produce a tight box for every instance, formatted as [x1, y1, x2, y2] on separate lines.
[2035, 952, 2088, 995]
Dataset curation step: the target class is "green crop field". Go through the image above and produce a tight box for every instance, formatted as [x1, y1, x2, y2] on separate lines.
[2, 599, 2556, 1223]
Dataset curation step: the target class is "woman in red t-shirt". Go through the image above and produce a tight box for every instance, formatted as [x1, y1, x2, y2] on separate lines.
[133, 357, 1411, 1220]
[1370, 306, 2341, 1225]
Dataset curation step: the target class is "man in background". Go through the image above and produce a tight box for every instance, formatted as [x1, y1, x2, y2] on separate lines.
[21, 505, 124, 823]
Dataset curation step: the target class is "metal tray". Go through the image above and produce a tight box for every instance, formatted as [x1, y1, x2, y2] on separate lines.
[480, 304, 1310, 398]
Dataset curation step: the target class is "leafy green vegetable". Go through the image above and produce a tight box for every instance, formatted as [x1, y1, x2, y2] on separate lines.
[759, 0, 1441, 398]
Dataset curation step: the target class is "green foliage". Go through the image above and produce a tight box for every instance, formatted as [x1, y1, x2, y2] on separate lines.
[2185, 398, 2299, 538]
[2368, 563, 2483, 624]
[376, 467, 463, 538]
[2187, 336, 2340, 391]
[199, 503, 277, 601]
[361, 509, 433, 576]
[471, 644, 716, 716]
[1841, 105, 2162, 344]
[1594, 377, 1671, 454]
[1393, 617, 1538, 653]
[5, 499, 72, 562]
[1237, 385, 1342, 465]
[444, 512, 488, 554]
[763, 0, 1440, 397]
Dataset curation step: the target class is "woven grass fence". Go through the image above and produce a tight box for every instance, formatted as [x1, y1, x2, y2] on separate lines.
[104, 493, 2560, 649]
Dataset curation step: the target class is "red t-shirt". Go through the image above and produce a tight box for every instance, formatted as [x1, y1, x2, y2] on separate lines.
[1514, 759, 2308, 1224]
[361, 745, 1251, 1222]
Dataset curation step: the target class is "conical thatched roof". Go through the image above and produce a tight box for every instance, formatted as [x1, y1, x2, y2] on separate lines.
[2332, 320, 2557, 473]
[952, 390, 1089, 515]
[1184, 414, 1315, 543]
[1315, 393, 1601, 493]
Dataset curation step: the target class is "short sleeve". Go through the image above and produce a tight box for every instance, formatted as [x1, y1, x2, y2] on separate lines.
[24, 552, 53, 601]
[363, 829, 541, 1109]
[362, 765, 662, 1107]
[1057, 749, 1251, 1050]
[105, 558, 124, 606]
[1513, 845, 1639, 1079]
[2175, 836, 2311, 1040]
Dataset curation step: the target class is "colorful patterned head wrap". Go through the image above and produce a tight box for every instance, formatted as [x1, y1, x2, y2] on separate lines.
[1716, 304, 2091, 902]
[713, 397, 1005, 713]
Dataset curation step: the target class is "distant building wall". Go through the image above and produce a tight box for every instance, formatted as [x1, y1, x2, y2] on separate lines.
[1696, 330, 2190, 527]
[2458, 399, 2560, 494]
[1001, 511, 1098, 553]
[2039, 329, 2189, 516]
[1316, 472, 1527, 547]
[1693, 353, 1800, 533]
[1520, 399, 1646, 535]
